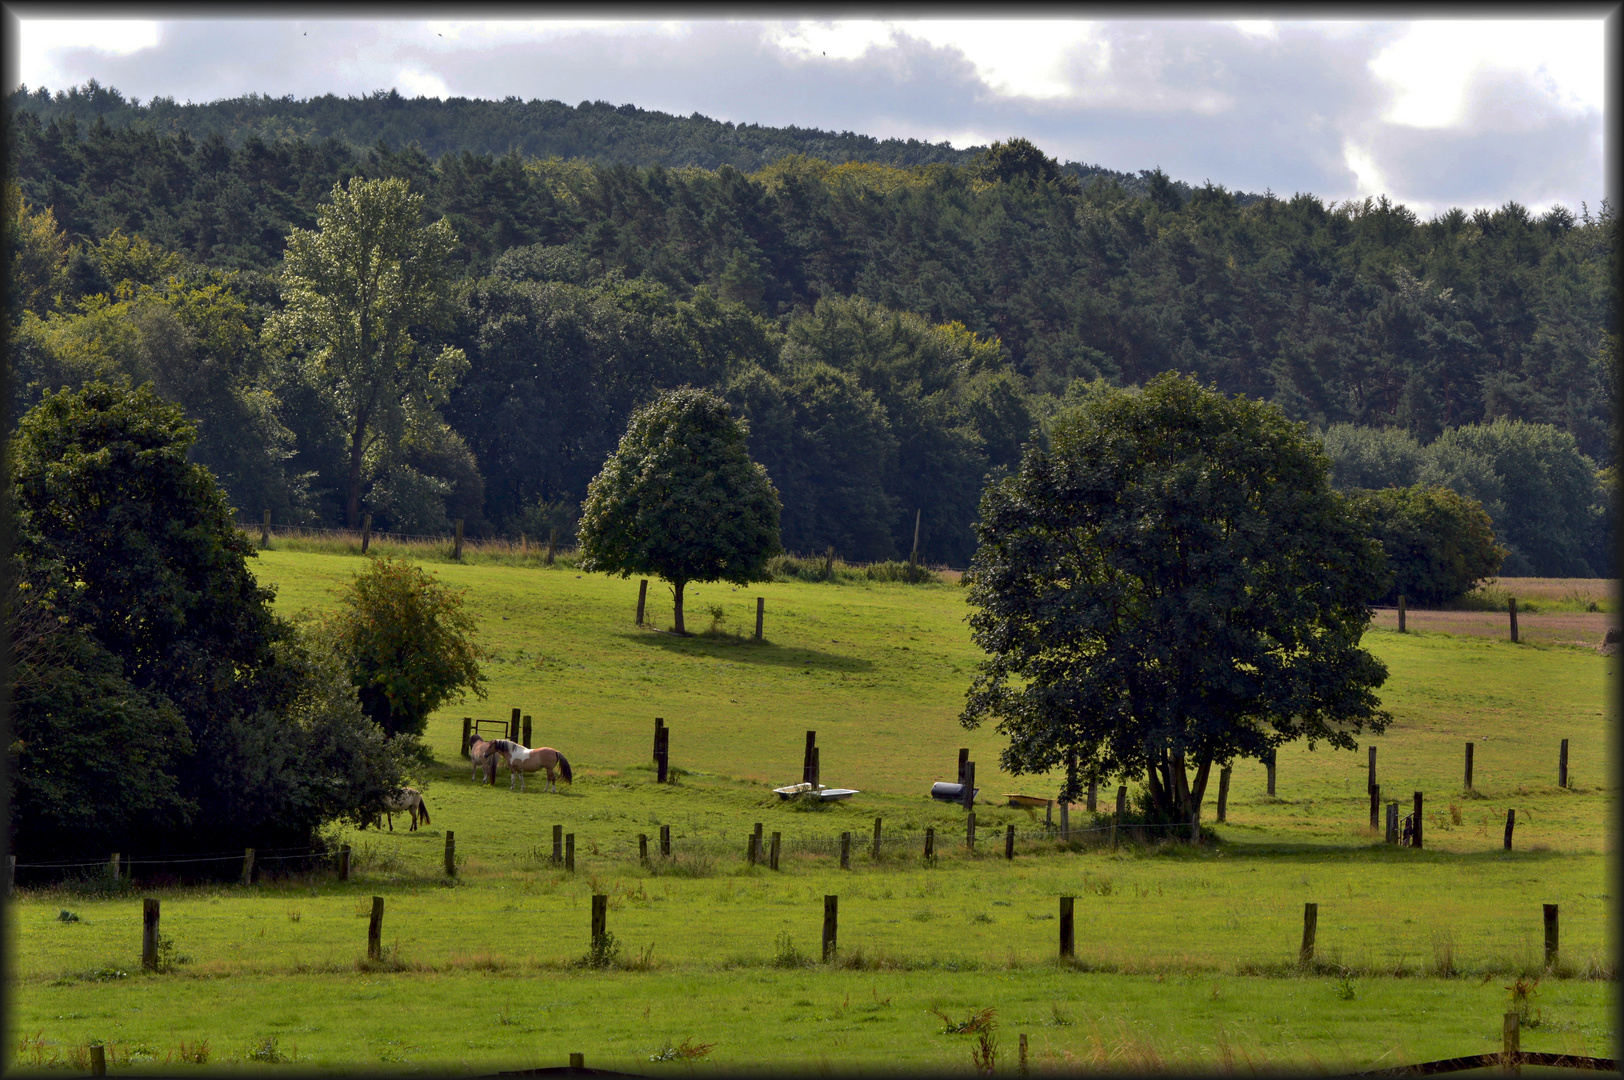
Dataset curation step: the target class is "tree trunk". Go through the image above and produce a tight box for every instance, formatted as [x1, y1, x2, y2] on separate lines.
[346, 422, 366, 530]
[672, 579, 687, 635]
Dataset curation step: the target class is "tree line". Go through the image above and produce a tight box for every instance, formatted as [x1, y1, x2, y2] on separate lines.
[5, 90, 1615, 573]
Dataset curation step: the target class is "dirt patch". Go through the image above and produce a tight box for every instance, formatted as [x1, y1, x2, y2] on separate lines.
[1371, 607, 1619, 647]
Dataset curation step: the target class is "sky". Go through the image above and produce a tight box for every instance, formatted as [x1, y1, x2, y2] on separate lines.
[7, 12, 1616, 219]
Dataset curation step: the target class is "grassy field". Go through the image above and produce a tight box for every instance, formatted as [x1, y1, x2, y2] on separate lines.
[5, 552, 1616, 1074]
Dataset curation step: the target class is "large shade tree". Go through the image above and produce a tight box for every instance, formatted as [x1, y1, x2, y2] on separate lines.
[961, 373, 1390, 834]
[270, 176, 467, 528]
[578, 387, 782, 634]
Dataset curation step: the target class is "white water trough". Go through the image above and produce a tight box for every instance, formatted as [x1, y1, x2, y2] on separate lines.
[774, 782, 860, 801]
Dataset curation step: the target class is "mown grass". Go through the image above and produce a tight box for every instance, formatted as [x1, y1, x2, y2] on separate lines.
[5, 551, 1615, 1073]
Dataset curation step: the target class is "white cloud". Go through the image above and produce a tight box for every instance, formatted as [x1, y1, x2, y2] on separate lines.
[17, 19, 161, 90]
[1369, 20, 1603, 129]
[769, 20, 898, 62]
[1342, 140, 1389, 199]
[896, 21, 1108, 101]
[1232, 21, 1278, 40]
[396, 68, 451, 100]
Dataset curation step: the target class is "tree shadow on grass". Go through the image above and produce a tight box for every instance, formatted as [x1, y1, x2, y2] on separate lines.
[619, 629, 876, 672]
[1209, 838, 1572, 864]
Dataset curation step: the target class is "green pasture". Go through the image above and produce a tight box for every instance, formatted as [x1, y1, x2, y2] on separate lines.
[5, 551, 1615, 1073]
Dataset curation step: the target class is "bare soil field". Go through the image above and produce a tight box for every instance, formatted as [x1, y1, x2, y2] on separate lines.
[1370, 607, 1618, 647]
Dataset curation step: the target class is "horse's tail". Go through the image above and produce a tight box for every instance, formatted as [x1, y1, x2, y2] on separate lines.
[417, 796, 430, 825]
[557, 754, 573, 784]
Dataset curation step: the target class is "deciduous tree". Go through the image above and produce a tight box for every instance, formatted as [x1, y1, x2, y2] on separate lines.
[578, 388, 781, 634]
[961, 373, 1390, 832]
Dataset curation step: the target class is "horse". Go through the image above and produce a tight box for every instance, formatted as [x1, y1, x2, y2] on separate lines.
[489, 739, 573, 793]
[381, 787, 431, 831]
[468, 735, 499, 785]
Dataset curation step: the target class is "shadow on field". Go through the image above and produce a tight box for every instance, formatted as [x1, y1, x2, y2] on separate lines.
[620, 630, 876, 672]
[1213, 838, 1571, 864]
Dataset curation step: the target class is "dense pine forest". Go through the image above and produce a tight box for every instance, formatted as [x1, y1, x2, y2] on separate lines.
[6, 84, 1615, 574]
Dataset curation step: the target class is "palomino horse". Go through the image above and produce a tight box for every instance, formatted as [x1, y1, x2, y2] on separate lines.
[468, 735, 499, 785]
[489, 739, 573, 793]
[381, 787, 431, 831]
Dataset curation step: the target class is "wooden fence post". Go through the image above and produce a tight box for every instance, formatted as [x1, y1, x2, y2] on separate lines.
[1086, 777, 1097, 813]
[1115, 786, 1127, 845]
[822, 895, 838, 962]
[444, 832, 456, 877]
[636, 580, 648, 625]
[638, 834, 649, 863]
[962, 761, 975, 811]
[1266, 752, 1277, 796]
[453, 519, 464, 560]
[755, 596, 764, 641]
[1543, 904, 1559, 967]
[655, 717, 665, 762]
[1508, 596, 1519, 643]
[1412, 791, 1424, 849]
[461, 717, 471, 758]
[1217, 767, 1231, 823]
[1059, 896, 1075, 958]
[1300, 902, 1318, 966]
[1005, 824, 1016, 860]
[564, 834, 574, 872]
[360, 513, 372, 554]
[1019, 1033, 1028, 1075]
[591, 893, 607, 944]
[339, 845, 351, 882]
[958, 748, 969, 784]
[1397, 593, 1406, 633]
[840, 832, 851, 869]
[1370, 784, 1381, 831]
[367, 896, 384, 961]
[1060, 799, 1069, 843]
[1503, 1012, 1520, 1069]
[241, 848, 255, 886]
[824, 544, 836, 581]
[656, 726, 670, 783]
[142, 897, 159, 971]
[872, 818, 883, 861]
[90, 1045, 106, 1077]
[1386, 802, 1399, 845]
[570, 1053, 585, 1070]
[522, 715, 532, 747]
[804, 730, 817, 785]
[1504, 809, 1515, 851]
[546, 528, 556, 565]
[659, 825, 671, 858]
[770, 831, 781, 871]
[966, 813, 976, 853]
[1465, 742, 1474, 790]
[510, 707, 521, 742]
[809, 747, 819, 788]
[1559, 739, 1569, 788]
[553, 824, 563, 864]
[261, 509, 271, 547]
[924, 826, 935, 861]
[1368, 746, 1376, 793]
[109, 852, 120, 881]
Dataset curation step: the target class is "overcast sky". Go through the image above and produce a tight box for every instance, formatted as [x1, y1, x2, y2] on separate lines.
[8, 12, 1615, 219]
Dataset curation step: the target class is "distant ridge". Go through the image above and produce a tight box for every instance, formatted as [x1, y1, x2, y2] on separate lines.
[5, 79, 1258, 204]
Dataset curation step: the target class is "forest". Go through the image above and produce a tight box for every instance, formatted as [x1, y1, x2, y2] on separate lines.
[5, 83, 1616, 574]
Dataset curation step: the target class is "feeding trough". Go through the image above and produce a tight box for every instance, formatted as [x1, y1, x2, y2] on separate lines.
[930, 781, 979, 803]
[775, 782, 860, 802]
[1004, 794, 1052, 810]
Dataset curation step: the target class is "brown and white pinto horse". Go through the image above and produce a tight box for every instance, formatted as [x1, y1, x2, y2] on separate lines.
[489, 739, 573, 793]
[381, 787, 431, 831]
[468, 735, 499, 784]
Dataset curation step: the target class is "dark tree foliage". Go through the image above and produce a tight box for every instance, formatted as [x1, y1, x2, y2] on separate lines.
[1350, 485, 1505, 606]
[578, 388, 781, 634]
[6, 91, 1614, 569]
[7, 383, 407, 859]
[962, 374, 1390, 829]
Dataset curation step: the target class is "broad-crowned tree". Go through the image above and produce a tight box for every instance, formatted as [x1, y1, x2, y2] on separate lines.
[961, 373, 1390, 833]
[578, 387, 781, 634]
[270, 176, 467, 528]
[1350, 484, 1504, 605]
